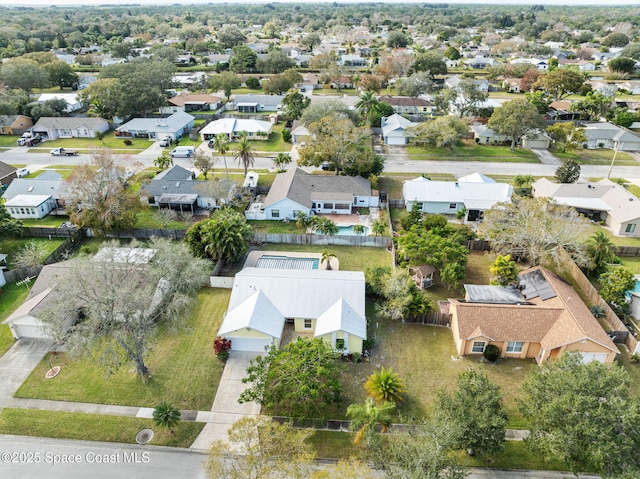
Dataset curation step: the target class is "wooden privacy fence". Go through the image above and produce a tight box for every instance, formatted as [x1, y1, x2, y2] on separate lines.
[102, 228, 187, 240]
[251, 232, 389, 248]
[402, 311, 451, 327]
[615, 246, 640, 257]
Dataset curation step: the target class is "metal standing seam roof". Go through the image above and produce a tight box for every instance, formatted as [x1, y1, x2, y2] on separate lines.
[199, 118, 272, 136]
[218, 289, 285, 338]
[4, 194, 52, 207]
[255, 256, 318, 270]
[117, 111, 194, 132]
[314, 298, 366, 339]
[402, 177, 512, 205]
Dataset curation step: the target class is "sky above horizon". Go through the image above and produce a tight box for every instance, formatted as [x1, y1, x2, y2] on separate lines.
[5, 0, 640, 6]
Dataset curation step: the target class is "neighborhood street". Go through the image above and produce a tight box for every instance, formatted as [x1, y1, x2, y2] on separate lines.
[3, 146, 640, 188]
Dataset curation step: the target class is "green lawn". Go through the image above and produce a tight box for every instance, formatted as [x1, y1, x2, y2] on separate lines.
[307, 430, 361, 460]
[20, 216, 68, 227]
[553, 148, 638, 166]
[0, 282, 29, 356]
[133, 209, 195, 230]
[598, 226, 640, 248]
[27, 133, 153, 152]
[618, 256, 640, 275]
[0, 237, 66, 269]
[0, 135, 21, 147]
[407, 141, 539, 163]
[454, 441, 574, 471]
[248, 220, 302, 234]
[0, 409, 204, 448]
[312, 88, 358, 96]
[378, 174, 466, 200]
[15, 288, 230, 411]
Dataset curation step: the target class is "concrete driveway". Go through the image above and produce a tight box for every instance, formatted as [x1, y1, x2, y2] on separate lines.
[0, 338, 52, 409]
[190, 351, 261, 451]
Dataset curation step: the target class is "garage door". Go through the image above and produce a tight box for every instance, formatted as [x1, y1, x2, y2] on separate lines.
[11, 322, 49, 339]
[229, 337, 272, 353]
[385, 137, 406, 146]
[579, 352, 609, 364]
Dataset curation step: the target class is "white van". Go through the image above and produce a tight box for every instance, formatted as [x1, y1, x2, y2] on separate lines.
[170, 146, 195, 158]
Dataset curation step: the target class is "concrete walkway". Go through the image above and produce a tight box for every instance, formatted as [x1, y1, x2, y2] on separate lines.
[0, 338, 52, 409]
[190, 351, 261, 451]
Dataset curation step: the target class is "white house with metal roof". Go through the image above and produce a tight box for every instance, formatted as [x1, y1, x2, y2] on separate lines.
[199, 118, 272, 141]
[2, 171, 64, 219]
[532, 178, 640, 237]
[232, 94, 284, 113]
[218, 268, 366, 354]
[402, 174, 513, 221]
[245, 168, 378, 220]
[116, 111, 195, 142]
[380, 113, 419, 146]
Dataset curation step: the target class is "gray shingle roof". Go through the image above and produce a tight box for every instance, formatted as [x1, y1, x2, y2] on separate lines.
[0, 160, 16, 179]
[34, 117, 109, 130]
[154, 165, 194, 181]
[264, 168, 372, 208]
[2, 177, 63, 201]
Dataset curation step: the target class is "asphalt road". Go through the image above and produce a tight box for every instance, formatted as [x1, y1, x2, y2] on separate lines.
[5, 146, 640, 186]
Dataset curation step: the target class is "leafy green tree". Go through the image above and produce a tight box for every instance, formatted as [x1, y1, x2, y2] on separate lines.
[400, 202, 423, 231]
[371, 219, 386, 236]
[208, 71, 241, 101]
[244, 76, 261, 89]
[608, 57, 636, 75]
[365, 367, 406, 404]
[0, 59, 50, 94]
[487, 99, 546, 150]
[585, 231, 618, 275]
[412, 51, 447, 81]
[443, 46, 461, 60]
[239, 338, 343, 421]
[217, 25, 247, 49]
[41, 239, 210, 377]
[520, 352, 640, 477]
[44, 60, 78, 89]
[534, 69, 585, 101]
[234, 131, 256, 176]
[489, 254, 518, 286]
[614, 111, 637, 129]
[257, 50, 294, 74]
[263, 74, 293, 95]
[368, 101, 394, 129]
[574, 92, 614, 121]
[387, 30, 409, 49]
[449, 78, 488, 117]
[78, 78, 119, 119]
[300, 99, 359, 126]
[13, 241, 48, 275]
[192, 151, 215, 179]
[480, 197, 592, 267]
[524, 91, 551, 115]
[206, 416, 315, 479]
[371, 418, 467, 479]
[555, 158, 581, 183]
[602, 32, 630, 48]
[0, 200, 22, 238]
[153, 402, 181, 432]
[395, 71, 433, 97]
[512, 174, 535, 194]
[229, 45, 257, 74]
[185, 208, 252, 271]
[281, 90, 310, 123]
[599, 266, 635, 314]
[621, 43, 640, 61]
[547, 122, 586, 153]
[436, 369, 507, 456]
[408, 115, 468, 150]
[347, 398, 395, 447]
[299, 33, 321, 51]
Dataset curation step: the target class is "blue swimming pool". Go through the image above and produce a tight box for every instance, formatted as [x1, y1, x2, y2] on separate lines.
[336, 225, 370, 236]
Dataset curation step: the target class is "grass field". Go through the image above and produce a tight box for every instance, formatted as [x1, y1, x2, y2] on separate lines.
[0, 282, 28, 356]
[16, 288, 230, 411]
[554, 148, 638, 166]
[0, 237, 66, 269]
[26, 133, 153, 152]
[0, 409, 204, 448]
[407, 141, 539, 163]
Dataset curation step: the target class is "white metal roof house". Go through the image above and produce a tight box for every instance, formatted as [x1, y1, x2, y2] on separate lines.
[116, 111, 195, 142]
[4, 194, 58, 219]
[402, 174, 513, 222]
[245, 168, 378, 221]
[218, 268, 366, 354]
[35, 93, 83, 112]
[199, 118, 273, 141]
[581, 122, 640, 151]
[32, 117, 110, 140]
[290, 125, 310, 145]
[532, 178, 640, 237]
[2, 171, 65, 219]
[233, 94, 284, 113]
[381, 114, 419, 146]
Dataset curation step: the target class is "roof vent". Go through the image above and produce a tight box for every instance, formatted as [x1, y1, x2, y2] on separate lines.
[28, 186, 34, 192]
[630, 198, 634, 201]
[176, 182, 180, 187]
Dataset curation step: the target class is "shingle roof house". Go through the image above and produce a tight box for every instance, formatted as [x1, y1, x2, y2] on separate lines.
[581, 122, 640, 151]
[449, 266, 618, 364]
[116, 111, 195, 142]
[532, 178, 640, 237]
[32, 117, 110, 140]
[248, 168, 378, 220]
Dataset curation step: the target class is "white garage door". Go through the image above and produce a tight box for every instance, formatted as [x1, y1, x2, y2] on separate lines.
[579, 352, 609, 364]
[12, 322, 49, 339]
[385, 136, 407, 146]
[229, 337, 271, 353]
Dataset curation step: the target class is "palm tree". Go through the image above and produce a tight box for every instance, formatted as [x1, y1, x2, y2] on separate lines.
[353, 224, 365, 236]
[153, 402, 181, 433]
[346, 398, 395, 447]
[321, 249, 336, 270]
[585, 230, 618, 275]
[212, 133, 230, 179]
[355, 91, 380, 126]
[234, 131, 255, 177]
[154, 155, 173, 170]
[295, 211, 312, 232]
[273, 152, 292, 172]
[314, 217, 339, 236]
[365, 367, 406, 404]
[371, 219, 386, 237]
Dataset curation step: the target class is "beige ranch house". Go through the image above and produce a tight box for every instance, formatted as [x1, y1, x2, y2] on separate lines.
[449, 266, 618, 364]
[218, 268, 366, 354]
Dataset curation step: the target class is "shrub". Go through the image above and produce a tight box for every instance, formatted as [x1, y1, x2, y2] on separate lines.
[123, 139, 132, 146]
[245, 77, 261, 89]
[213, 336, 232, 361]
[365, 367, 406, 404]
[483, 344, 500, 362]
[152, 402, 181, 431]
[281, 128, 291, 143]
[590, 304, 606, 319]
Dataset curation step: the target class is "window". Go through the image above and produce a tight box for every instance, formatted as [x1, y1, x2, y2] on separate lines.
[626, 224, 636, 233]
[471, 341, 486, 353]
[335, 203, 350, 210]
[449, 203, 457, 209]
[324, 203, 334, 210]
[506, 341, 523, 353]
[335, 338, 345, 350]
[292, 210, 301, 217]
[303, 319, 312, 330]
[271, 209, 280, 218]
